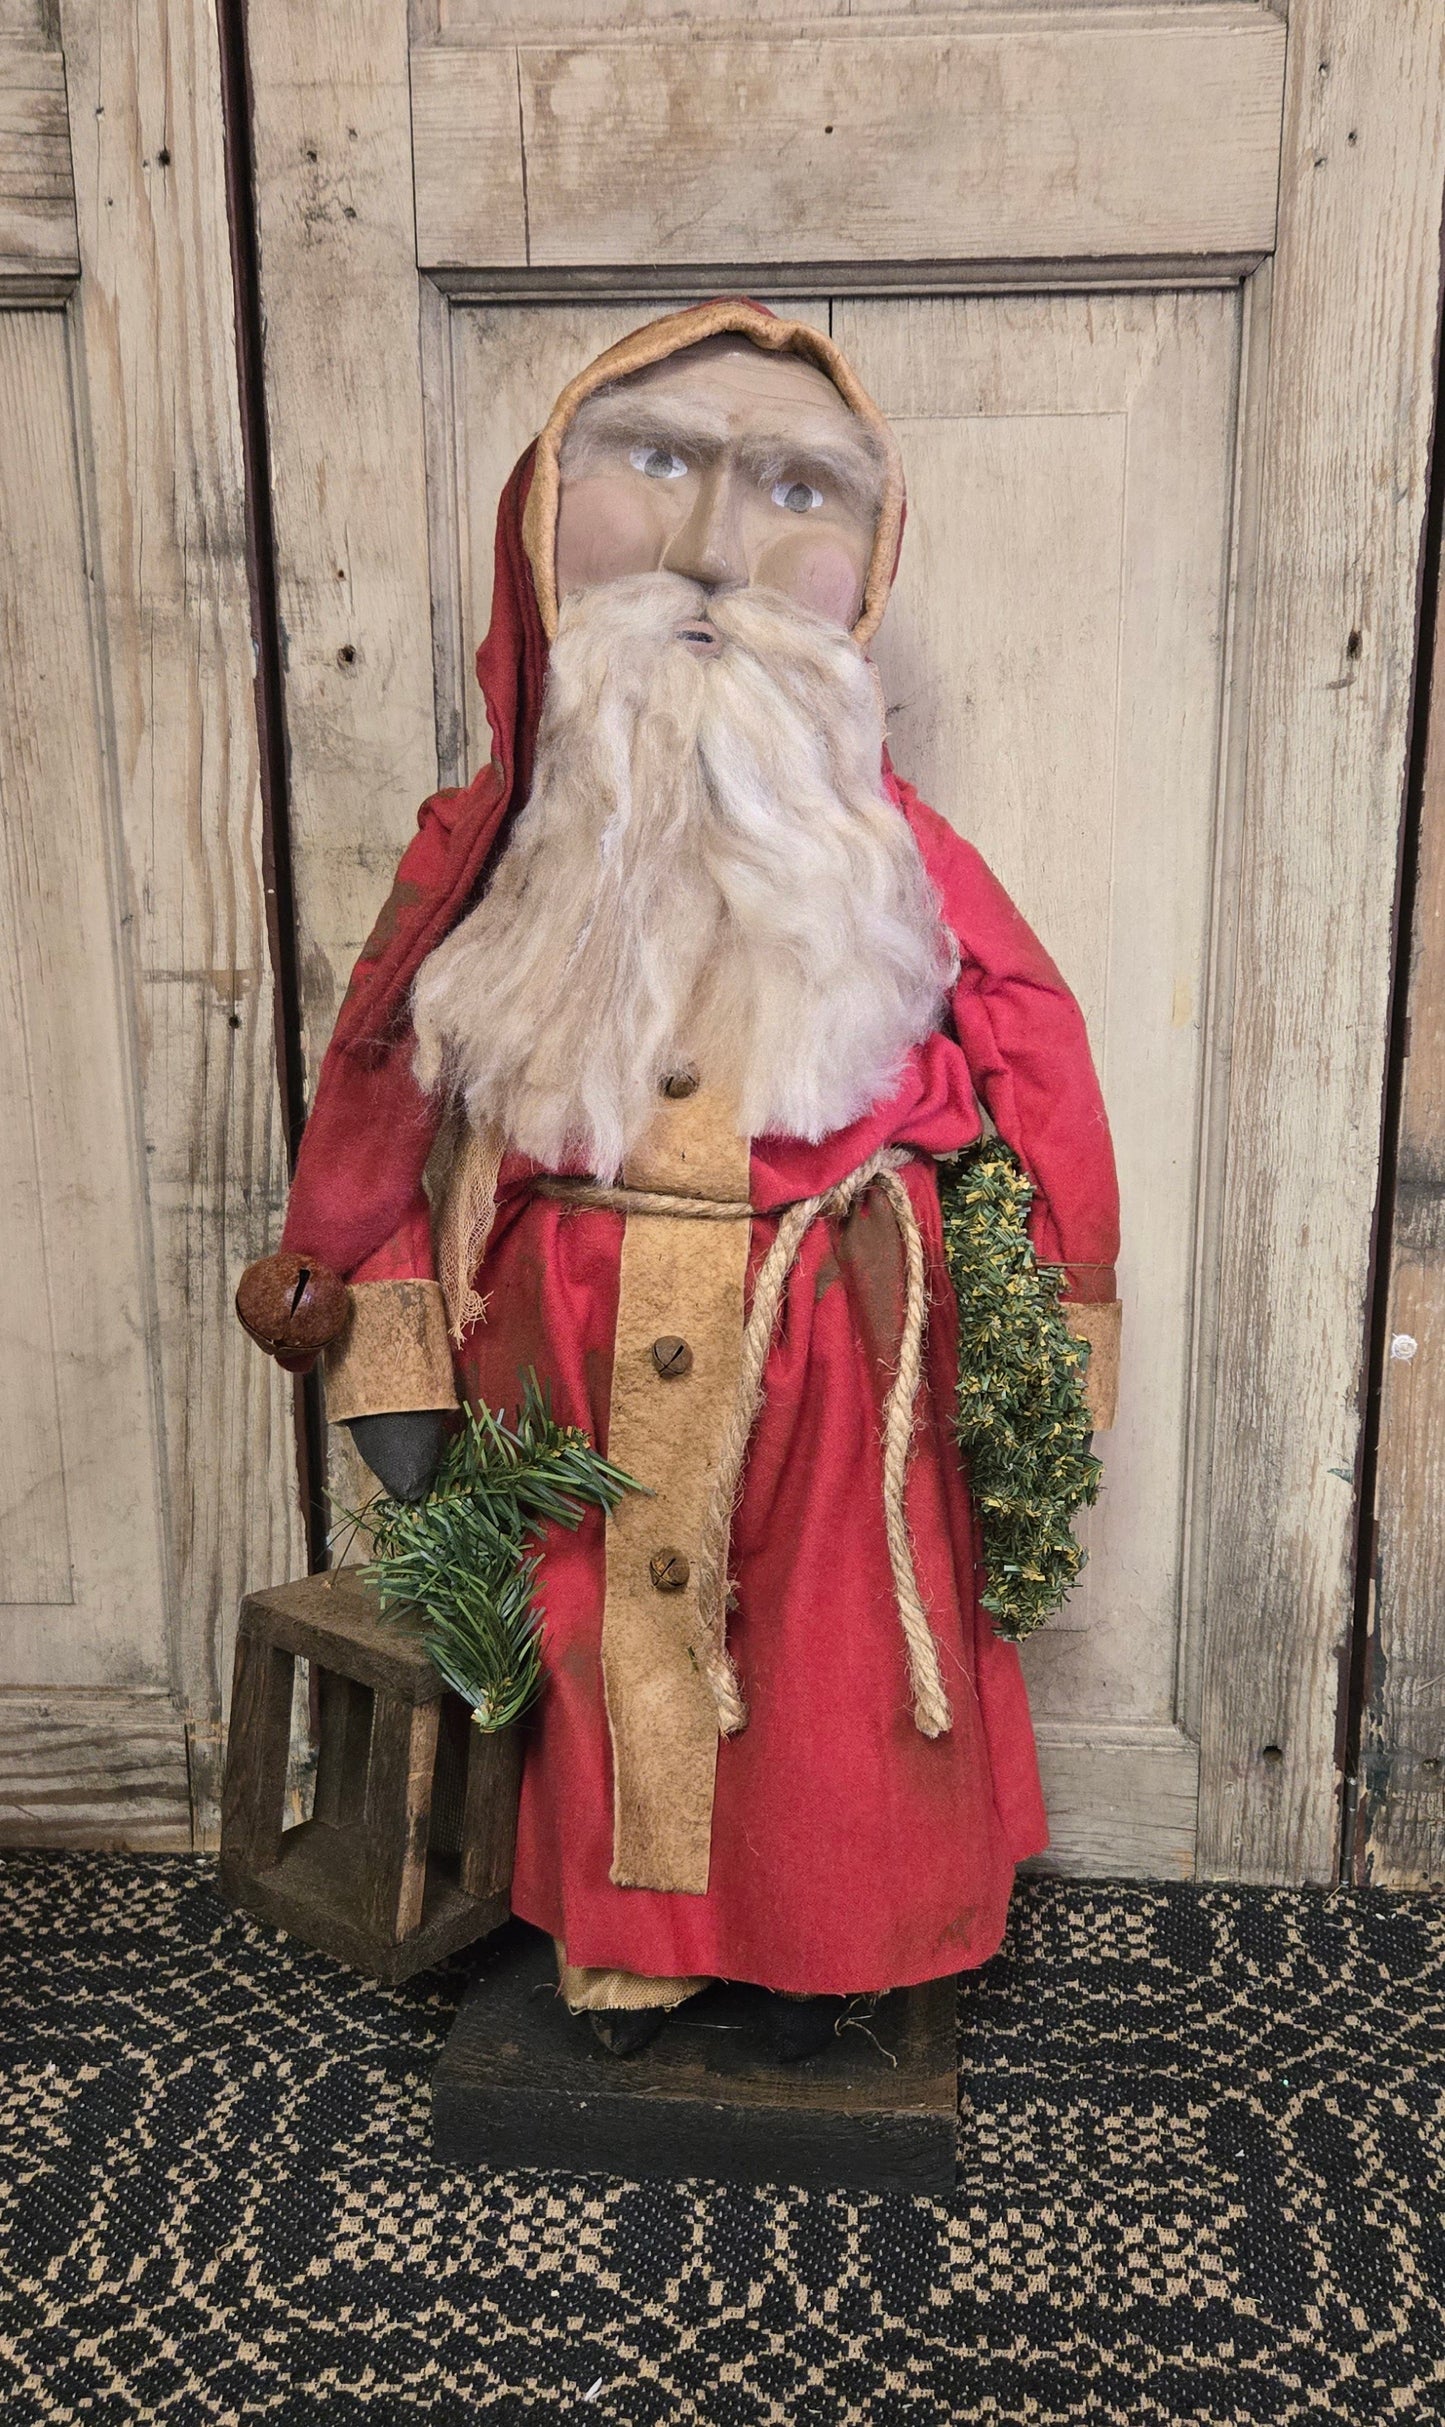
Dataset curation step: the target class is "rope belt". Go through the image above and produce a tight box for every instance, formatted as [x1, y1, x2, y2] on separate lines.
[535, 1180, 753, 1220]
[537, 1146, 952, 1741]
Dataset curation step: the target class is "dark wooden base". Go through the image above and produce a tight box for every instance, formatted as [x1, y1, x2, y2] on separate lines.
[221, 1821, 507, 1985]
[432, 1922, 959, 2190]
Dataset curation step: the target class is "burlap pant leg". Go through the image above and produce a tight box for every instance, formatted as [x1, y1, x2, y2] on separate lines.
[555, 1943, 712, 2013]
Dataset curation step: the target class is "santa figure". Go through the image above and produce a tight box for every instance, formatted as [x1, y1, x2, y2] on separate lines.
[238, 301, 1120, 2060]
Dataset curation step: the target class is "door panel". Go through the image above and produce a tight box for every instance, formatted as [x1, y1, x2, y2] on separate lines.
[430, 292, 1235, 1874]
[0, 4, 300, 1843]
[0, 310, 170, 1669]
[843, 294, 1238, 1869]
[411, 11, 1286, 273]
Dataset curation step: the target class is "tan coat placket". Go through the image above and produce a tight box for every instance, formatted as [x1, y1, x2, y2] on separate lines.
[600, 1082, 752, 1895]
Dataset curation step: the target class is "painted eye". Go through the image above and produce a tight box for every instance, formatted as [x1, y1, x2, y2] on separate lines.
[772, 478, 824, 514]
[630, 445, 688, 480]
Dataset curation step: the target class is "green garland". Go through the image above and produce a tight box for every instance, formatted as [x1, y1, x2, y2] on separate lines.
[938, 1141, 1101, 1641]
[358, 1374, 638, 1730]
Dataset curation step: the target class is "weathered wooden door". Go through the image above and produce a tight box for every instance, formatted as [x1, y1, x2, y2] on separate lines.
[242, 3, 1445, 1882]
[1358, 481, 1445, 1888]
[0, 3, 298, 1844]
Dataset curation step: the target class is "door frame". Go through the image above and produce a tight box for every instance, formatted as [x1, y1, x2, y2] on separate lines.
[0, 3, 301, 1846]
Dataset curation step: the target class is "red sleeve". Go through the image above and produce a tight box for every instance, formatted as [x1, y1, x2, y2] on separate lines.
[898, 781, 1119, 1303]
[348, 1190, 437, 1286]
[279, 792, 466, 1279]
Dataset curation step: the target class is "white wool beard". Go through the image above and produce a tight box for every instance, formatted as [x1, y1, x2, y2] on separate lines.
[412, 573, 956, 1182]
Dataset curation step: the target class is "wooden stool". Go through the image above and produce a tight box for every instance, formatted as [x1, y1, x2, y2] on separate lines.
[219, 1571, 519, 1983]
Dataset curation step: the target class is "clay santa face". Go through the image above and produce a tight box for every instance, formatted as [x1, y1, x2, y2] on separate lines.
[554, 336, 883, 630]
[411, 326, 952, 1184]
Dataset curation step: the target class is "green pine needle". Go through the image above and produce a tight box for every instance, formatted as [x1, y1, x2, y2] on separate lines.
[939, 1141, 1102, 1641]
[354, 1371, 640, 1731]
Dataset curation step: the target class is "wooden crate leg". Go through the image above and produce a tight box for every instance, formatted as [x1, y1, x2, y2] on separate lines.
[460, 1724, 521, 1904]
[362, 1695, 439, 1943]
[220, 1631, 296, 1877]
[313, 1671, 373, 1828]
[426, 1694, 473, 1859]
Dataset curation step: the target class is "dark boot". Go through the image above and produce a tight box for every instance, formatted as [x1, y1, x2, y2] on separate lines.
[766, 1992, 850, 2063]
[587, 2005, 672, 2058]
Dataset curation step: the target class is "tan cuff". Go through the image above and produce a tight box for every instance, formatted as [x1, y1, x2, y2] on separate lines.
[323, 1280, 458, 1423]
[1064, 1299, 1121, 1432]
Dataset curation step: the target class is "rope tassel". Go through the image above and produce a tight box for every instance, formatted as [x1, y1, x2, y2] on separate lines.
[693, 1146, 951, 1742]
[872, 1163, 952, 1737]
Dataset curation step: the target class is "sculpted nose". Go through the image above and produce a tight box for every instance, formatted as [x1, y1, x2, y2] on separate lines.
[663, 464, 747, 593]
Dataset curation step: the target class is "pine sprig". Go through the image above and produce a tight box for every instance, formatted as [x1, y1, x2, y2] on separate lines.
[939, 1142, 1102, 1641]
[357, 1373, 639, 1731]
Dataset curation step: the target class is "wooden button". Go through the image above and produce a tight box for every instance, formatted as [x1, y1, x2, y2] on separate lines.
[649, 1547, 690, 1593]
[650, 1335, 693, 1379]
[660, 1067, 699, 1099]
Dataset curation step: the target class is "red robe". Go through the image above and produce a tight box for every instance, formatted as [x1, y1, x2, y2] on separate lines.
[278, 444, 1119, 1995]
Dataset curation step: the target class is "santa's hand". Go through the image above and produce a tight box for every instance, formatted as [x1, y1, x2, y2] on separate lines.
[235, 1251, 350, 1373]
[347, 1411, 446, 1503]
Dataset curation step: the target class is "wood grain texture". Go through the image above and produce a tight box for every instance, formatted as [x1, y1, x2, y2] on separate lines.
[415, 275, 1234, 1891]
[0, 311, 171, 1676]
[460, 1724, 521, 1904]
[1358, 534, 1445, 1887]
[239, 1573, 441, 1702]
[0, 1694, 191, 1848]
[1195, 1, 1445, 1884]
[0, 3, 59, 41]
[0, 48, 76, 277]
[219, 1629, 295, 1875]
[412, 9, 1286, 271]
[424, 0, 1229, 27]
[245, 8, 440, 1069]
[245, 7, 445, 1544]
[1025, 1726, 1199, 1881]
[418, 0, 855, 29]
[433, 1922, 959, 2192]
[0, 316, 81, 1612]
[438, 292, 1226, 1879]
[313, 1669, 373, 1828]
[432, 258, 1269, 306]
[409, 45, 524, 272]
[58, 2, 304, 1847]
[362, 1694, 440, 1941]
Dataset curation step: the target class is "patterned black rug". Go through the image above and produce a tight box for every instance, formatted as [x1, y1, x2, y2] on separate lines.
[0, 1857, 1442, 2424]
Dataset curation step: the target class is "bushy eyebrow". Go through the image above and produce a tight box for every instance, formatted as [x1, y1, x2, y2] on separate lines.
[562, 387, 884, 517]
[735, 432, 884, 517]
